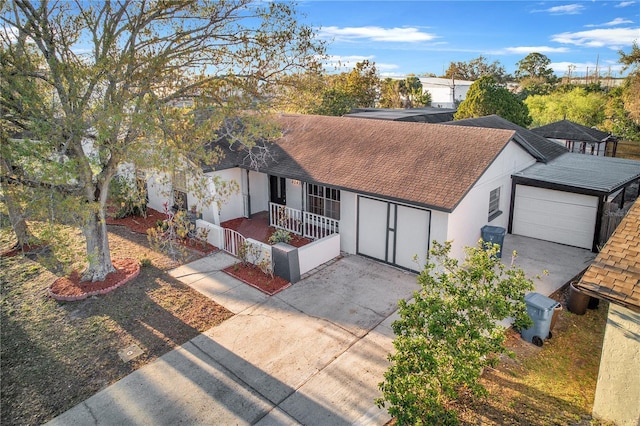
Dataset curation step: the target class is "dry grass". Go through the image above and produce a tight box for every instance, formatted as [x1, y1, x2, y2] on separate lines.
[0, 223, 232, 425]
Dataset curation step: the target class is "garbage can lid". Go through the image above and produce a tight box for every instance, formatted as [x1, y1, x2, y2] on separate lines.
[481, 225, 506, 235]
[525, 292, 560, 311]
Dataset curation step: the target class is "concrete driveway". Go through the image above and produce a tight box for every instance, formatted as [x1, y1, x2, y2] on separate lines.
[46, 253, 419, 426]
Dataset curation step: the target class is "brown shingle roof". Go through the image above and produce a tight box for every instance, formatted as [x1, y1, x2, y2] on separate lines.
[232, 114, 517, 211]
[577, 199, 640, 312]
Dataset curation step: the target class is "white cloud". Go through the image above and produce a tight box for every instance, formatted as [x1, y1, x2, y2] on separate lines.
[586, 18, 634, 27]
[533, 4, 585, 14]
[616, 1, 636, 8]
[318, 26, 438, 43]
[552, 27, 640, 49]
[502, 46, 570, 54]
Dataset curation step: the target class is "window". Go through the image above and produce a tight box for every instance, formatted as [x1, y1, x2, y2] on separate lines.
[488, 187, 501, 221]
[307, 184, 340, 220]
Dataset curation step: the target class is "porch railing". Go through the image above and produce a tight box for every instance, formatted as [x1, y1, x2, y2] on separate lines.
[304, 211, 339, 240]
[223, 227, 246, 257]
[269, 202, 339, 240]
[269, 203, 303, 235]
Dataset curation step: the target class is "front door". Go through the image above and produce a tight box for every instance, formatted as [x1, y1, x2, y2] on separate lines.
[269, 176, 286, 205]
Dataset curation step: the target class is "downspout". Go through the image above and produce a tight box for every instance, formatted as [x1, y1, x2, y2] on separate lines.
[246, 169, 252, 219]
[507, 175, 518, 234]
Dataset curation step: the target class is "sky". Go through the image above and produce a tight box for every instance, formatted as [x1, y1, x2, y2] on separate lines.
[296, 0, 640, 78]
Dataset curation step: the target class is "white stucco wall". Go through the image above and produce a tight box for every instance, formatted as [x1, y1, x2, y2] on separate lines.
[248, 171, 269, 214]
[339, 191, 358, 254]
[146, 171, 172, 213]
[286, 179, 304, 211]
[447, 141, 536, 260]
[210, 168, 244, 223]
[592, 304, 640, 426]
[418, 77, 473, 108]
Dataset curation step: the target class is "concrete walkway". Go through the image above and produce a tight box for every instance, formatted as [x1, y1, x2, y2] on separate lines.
[46, 236, 595, 425]
[47, 253, 419, 426]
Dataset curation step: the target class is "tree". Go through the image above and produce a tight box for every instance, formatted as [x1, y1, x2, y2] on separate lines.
[313, 60, 380, 115]
[443, 55, 510, 84]
[0, 0, 323, 281]
[379, 76, 431, 108]
[525, 87, 607, 128]
[377, 240, 534, 425]
[455, 76, 532, 127]
[515, 53, 558, 97]
[617, 41, 640, 125]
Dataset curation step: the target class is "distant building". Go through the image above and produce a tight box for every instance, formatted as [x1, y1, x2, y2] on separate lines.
[418, 77, 474, 109]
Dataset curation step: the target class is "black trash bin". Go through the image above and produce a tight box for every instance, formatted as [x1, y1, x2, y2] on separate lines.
[481, 225, 506, 258]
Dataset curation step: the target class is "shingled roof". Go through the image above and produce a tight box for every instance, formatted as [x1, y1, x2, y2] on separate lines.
[212, 114, 518, 212]
[577, 199, 640, 313]
[531, 119, 613, 143]
[443, 115, 568, 163]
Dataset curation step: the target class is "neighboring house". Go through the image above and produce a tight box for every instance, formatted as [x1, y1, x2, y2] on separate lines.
[417, 77, 474, 109]
[144, 114, 640, 270]
[575, 199, 640, 426]
[531, 120, 618, 157]
[344, 107, 456, 123]
[445, 115, 640, 252]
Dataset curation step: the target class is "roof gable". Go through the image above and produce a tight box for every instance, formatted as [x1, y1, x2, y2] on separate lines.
[215, 114, 518, 211]
[445, 115, 567, 163]
[531, 120, 612, 143]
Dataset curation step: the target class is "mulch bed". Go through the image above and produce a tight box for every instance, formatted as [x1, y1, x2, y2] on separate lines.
[106, 207, 218, 255]
[49, 258, 140, 301]
[0, 242, 47, 258]
[223, 263, 291, 295]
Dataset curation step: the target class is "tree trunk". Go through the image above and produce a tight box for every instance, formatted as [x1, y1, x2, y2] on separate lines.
[81, 207, 115, 282]
[4, 185, 35, 248]
[0, 158, 37, 248]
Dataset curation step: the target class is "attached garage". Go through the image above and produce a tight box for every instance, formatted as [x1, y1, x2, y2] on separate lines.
[512, 185, 598, 249]
[509, 154, 640, 252]
[357, 196, 431, 272]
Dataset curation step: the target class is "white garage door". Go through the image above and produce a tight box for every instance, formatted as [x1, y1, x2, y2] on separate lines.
[357, 196, 430, 271]
[512, 185, 598, 249]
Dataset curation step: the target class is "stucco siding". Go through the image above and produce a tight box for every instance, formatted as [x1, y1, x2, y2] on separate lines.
[213, 168, 244, 222]
[339, 191, 358, 254]
[447, 141, 535, 260]
[592, 304, 640, 426]
[248, 171, 269, 214]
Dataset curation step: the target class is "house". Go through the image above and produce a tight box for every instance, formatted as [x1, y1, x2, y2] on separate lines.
[417, 77, 474, 109]
[144, 114, 640, 271]
[444, 115, 640, 252]
[531, 120, 618, 157]
[575, 199, 640, 426]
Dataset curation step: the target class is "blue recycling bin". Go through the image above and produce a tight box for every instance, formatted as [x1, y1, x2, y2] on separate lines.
[521, 292, 561, 347]
[481, 225, 506, 258]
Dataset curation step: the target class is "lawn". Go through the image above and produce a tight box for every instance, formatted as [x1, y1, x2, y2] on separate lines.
[1, 215, 608, 425]
[0, 223, 232, 425]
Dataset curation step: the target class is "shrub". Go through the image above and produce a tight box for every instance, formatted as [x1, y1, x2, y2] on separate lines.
[268, 229, 292, 245]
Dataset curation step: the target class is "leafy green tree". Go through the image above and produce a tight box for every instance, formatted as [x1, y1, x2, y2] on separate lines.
[443, 55, 510, 84]
[525, 87, 607, 128]
[515, 53, 558, 97]
[0, 0, 322, 281]
[455, 76, 532, 127]
[603, 86, 640, 142]
[313, 60, 380, 115]
[617, 41, 640, 126]
[377, 241, 534, 425]
[379, 78, 404, 108]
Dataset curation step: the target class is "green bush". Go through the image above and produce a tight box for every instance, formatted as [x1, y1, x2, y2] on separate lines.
[109, 175, 147, 219]
[268, 229, 292, 245]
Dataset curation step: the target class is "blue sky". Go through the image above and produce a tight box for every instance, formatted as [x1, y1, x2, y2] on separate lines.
[297, 0, 640, 78]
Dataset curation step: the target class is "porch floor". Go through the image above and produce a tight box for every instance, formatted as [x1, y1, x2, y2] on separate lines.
[220, 211, 312, 247]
